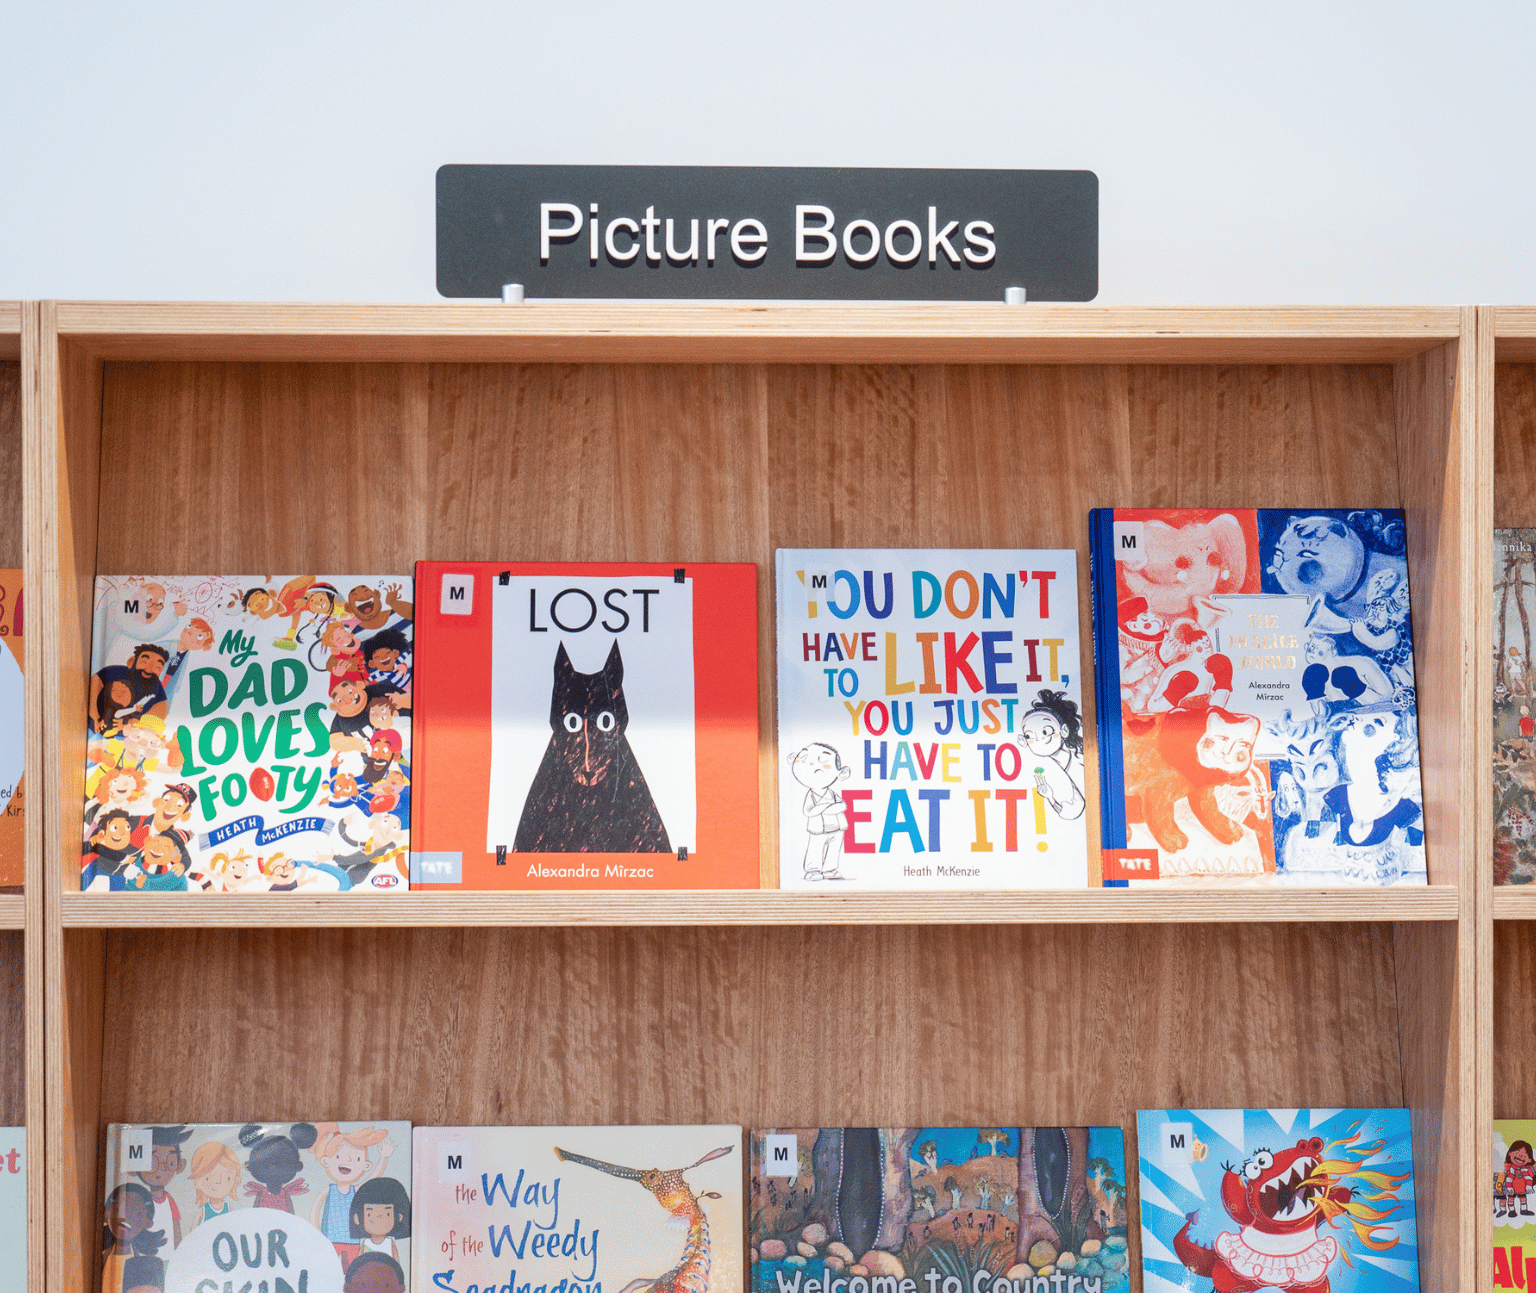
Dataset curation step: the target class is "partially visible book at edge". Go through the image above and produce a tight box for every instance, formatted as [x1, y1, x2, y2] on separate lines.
[0, 571, 21, 891]
[1494, 530, 1536, 884]
[1494, 1119, 1536, 1289]
[1089, 508, 1427, 887]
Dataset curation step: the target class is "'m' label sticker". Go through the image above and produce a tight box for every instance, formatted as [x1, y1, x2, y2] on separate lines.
[763, 1133, 797, 1177]
[441, 574, 474, 615]
[1113, 521, 1146, 565]
[1160, 1122, 1195, 1166]
[438, 1139, 470, 1182]
[122, 1127, 153, 1169]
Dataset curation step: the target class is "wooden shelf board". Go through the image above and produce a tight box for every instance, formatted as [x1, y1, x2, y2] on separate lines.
[0, 896, 24, 930]
[59, 885, 1458, 928]
[1491, 889, 1536, 919]
[52, 301, 1462, 364]
[0, 303, 18, 359]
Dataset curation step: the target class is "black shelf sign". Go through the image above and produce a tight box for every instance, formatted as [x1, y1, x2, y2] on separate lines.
[436, 165, 1097, 302]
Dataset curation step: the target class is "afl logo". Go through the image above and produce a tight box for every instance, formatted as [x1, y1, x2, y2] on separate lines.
[370, 873, 401, 889]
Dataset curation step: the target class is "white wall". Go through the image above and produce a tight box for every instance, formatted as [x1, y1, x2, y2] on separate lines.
[2, 0, 1531, 304]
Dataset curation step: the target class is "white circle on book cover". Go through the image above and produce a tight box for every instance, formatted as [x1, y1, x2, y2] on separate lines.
[164, 1208, 346, 1293]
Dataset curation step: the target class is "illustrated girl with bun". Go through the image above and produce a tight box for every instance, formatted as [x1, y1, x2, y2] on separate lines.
[309, 1124, 395, 1255]
[240, 1122, 316, 1212]
[1020, 689, 1087, 821]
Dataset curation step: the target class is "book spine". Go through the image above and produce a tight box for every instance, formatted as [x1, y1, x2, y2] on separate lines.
[1088, 510, 1128, 881]
[408, 561, 426, 888]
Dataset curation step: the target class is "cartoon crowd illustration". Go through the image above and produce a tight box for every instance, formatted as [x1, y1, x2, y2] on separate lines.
[1115, 509, 1425, 884]
[83, 576, 413, 892]
[102, 1122, 409, 1293]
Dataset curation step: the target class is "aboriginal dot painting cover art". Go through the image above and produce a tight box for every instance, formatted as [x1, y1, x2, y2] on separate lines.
[84, 576, 414, 893]
[775, 550, 1088, 890]
[411, 561, 759, 890]
[413, 1124, 744, 1293]
[1136, 1108, 1419, 1293]
[751, 1127, 1129, 1293]
[1089, 509, 1427, 887]
[103, 1120, 411, 1293]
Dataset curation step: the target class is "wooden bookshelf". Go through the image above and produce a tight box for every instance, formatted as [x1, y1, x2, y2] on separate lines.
[19, 302, 1481, 1292]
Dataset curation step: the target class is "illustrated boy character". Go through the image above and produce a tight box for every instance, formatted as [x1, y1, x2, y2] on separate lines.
[788, 743, 851, 881]
[100, 581, 187, 676]
[346, 583, 413, 633]
[1503, 1140, 1536, 1218]
[84, 809, 143, 890]
[309, 1125, 394, 1252]
[361, 627, 411, 689]
[130, 1126, 193, 1247]
[1117, 596, 1168, 710]
[145, 783, 197, 840]
[159, 616, 216, 705]
[328, 675, 372, 752]
[138, 831, 192, 888]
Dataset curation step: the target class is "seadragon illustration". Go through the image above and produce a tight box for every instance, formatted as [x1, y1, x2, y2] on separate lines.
[555, 1143, 735, 1293]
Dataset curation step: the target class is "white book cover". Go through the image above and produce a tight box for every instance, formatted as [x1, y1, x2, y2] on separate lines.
[413, 1125, 743, 1293]
[775, 549, 1088, 889]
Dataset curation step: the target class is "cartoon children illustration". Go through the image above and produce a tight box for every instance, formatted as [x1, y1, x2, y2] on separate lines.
[137, 831, 192, 891]
[1501, 1140, 1536, 1219]
[328, 675, 374, 752]
[1351, 567, 1415, 687]
[186, 1140, 243, 1229]
[158, 616, 215, 705]
[232, 576, 324, 649]
[360, 729, 402, 786]
[361, 627, 411, 690]
[788, 742, 851, 881]
[1522, 704, 1535, 740]
[241, 1123, 316, 1212]
[344, 1252, 407, 1293]
[345, 583, 413, 634]
[129, 1126, 192, 1248]
[101, 1182, 166, 1293]
[1021, 689, 1086, 820]
[349, 1176, 411, 1264]
[309, 1125, 395, 1255]
[1117, 596, 1168, 711]
[189, 849, 261, 894]
[85, 766, 148, 830]
[100, 581, 188, 675]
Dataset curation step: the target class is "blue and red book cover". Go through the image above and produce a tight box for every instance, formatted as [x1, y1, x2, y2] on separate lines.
[1089, 508, 1426, 887]
[411, 561, 759, 890]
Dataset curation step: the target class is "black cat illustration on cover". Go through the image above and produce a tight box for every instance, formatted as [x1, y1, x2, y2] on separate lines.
[513, 641, 672, 853]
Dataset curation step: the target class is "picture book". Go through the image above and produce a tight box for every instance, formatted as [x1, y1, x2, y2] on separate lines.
[411, 561, 759, 890]
[1089, 509, 1427, 887]
[751, 1127, 1129, 1293]
[1494, 1119, 1536, 1287]
[414, 1124, 744, 1293]
[0, 1128, 23, 1286]
[1137, 1108, 1419, 1293]
[84, 576, 413, 893]
[0, 571, 22, 891]
[1494, 531, 1536, 884]
[775, 551, 1088, 890]
[103, 1120, 411, 1293]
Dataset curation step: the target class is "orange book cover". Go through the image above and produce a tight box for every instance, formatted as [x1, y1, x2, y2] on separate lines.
[0, 571, 20, 892]
[412, 561, 759, 890]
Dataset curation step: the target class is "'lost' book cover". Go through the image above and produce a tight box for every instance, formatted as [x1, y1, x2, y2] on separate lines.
[1494, 1119, 1536, 1287]
[103, 1120, 411, 1293]
[414, 1125, 744, 1293]
[1137, 1108, 1419, 1293]
[775, 551, 1088, 890]
[1090, 509, 1427, 887]
[84, 576, 414, 893]
[751, 1127, 1128, 1293]
[412, 561, 759, 890]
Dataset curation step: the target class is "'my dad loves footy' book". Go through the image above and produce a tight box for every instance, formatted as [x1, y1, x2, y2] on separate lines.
[775, 550, 1088, 889]
[84, 576, 414, 893]
[1090, 509, 1427, 887]
[412, 561, 759, 890]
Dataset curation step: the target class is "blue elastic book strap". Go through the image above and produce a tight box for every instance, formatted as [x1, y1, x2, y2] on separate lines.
[1089, 509, 1129, 884]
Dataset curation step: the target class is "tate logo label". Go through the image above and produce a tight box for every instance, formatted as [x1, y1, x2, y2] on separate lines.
[1102, 848, 1159, 881]
[1160, 1122, 1195, 1166]
[441, 574, 475, 615]
[438, 1139, 470, 1182]
[763, 1133, 797, 1177]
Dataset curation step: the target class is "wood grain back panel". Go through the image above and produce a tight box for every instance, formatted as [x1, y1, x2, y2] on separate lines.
[1496, 363, 1536, 530]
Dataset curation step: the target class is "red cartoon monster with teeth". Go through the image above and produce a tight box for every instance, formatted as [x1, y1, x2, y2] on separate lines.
[1174, 1135, 1404, 1292]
